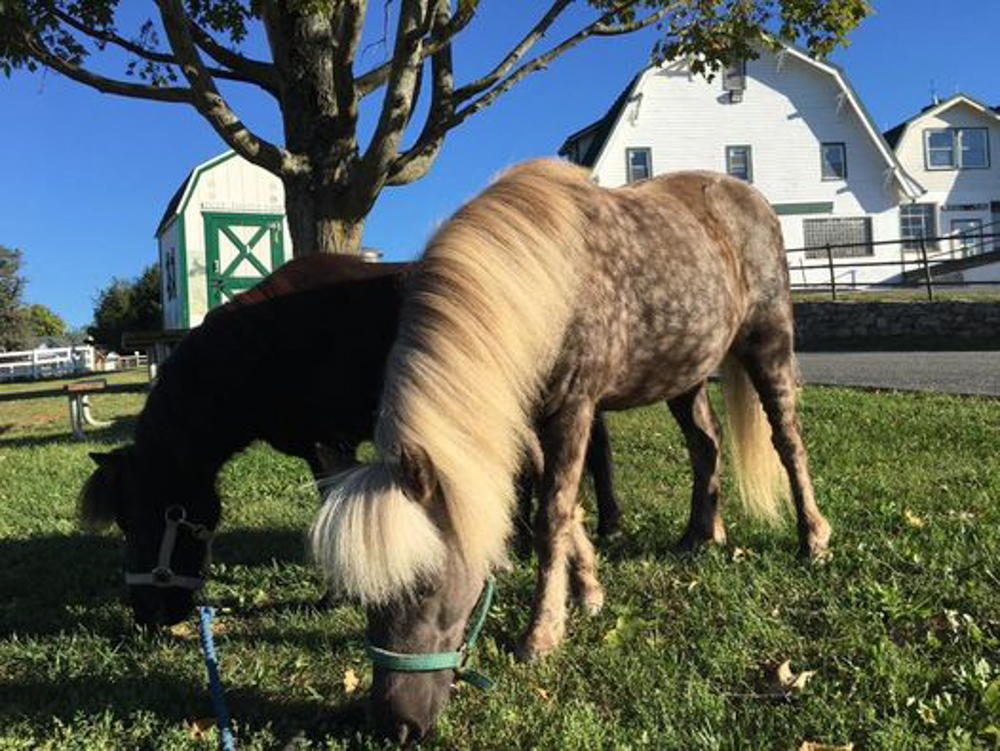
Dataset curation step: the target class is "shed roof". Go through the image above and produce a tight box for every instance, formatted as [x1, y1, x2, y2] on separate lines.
[154, 151, 238, 237]
[558, 74, 641, 167]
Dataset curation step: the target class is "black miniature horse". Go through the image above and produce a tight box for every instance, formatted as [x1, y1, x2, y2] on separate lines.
[81, 254, 619, 626]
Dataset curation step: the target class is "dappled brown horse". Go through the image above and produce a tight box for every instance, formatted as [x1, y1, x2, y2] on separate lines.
[310, 160, 831, 743]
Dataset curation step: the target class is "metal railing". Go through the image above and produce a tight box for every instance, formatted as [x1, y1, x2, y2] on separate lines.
[786, 229, 1000, 301]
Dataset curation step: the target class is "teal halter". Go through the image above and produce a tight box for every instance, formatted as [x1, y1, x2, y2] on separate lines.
[365, 575, 496, 691]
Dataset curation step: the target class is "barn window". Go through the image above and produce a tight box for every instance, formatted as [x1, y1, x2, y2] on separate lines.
[725, 145, 753, 182]
[924, 128, 989, 170]
[722, 61, 746, 102]
[899, 204, 937, 250]
[803, 217, 873, 258]
[625, 148, 652, 183]
[820, 143, 847, 180]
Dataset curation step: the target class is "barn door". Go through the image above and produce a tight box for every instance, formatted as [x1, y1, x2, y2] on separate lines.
[204, 213, 285, 308]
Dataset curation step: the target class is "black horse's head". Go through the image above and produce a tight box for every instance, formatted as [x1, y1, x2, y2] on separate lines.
[80, 447, 220, 626]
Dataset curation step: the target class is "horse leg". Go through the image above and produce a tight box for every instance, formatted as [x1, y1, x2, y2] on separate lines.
[567, 503, 605, 615]
[735, 333, 831, 558]
[513, 432, 545, 558]
[587, 412, 622, 537]
[518, 400, 597, 661]
[668, 382, 727, 551]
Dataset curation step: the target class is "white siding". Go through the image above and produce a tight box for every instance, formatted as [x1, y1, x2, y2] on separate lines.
[584, 51, 911, 286]
[894, 101, 1000, 262]
[157, 218, 183, 329]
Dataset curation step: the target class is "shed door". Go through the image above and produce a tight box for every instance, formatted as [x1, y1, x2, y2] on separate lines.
[204, 212, 285, 308]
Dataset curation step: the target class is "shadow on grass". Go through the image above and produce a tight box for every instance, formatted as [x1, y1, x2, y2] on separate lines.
[0, 528, 322, 639]
[0, 671, 372, 748]
[0, 415, 138, 449]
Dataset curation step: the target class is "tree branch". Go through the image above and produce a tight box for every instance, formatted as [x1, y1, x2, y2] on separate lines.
[49, 7, 272, 90]
[188, 20, 280, 93]
[387, 0, 455, 186]
[330, 0, 367, 135]
[156, 0, 309, 179]
[357, 0, 431, 201]
[451, 2, 670, 126]
[452, 0, 573, 104]
[355, 0, 476, 98]
[22, 26, 194, 103]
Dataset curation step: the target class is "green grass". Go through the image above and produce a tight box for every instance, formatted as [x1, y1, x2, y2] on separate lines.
[1, 380, 999, 749]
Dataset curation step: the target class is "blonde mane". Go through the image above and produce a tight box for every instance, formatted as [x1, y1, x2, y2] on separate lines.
[311, 160, 591, 602]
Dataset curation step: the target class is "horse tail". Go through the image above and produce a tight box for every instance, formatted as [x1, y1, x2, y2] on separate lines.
[310, 160, 590, 603]
[719, 355, 790, 522]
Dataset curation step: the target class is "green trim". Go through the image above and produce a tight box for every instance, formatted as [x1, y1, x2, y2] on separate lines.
[178, 214, 190, 328]
[204, 212, 285, 309]
[772, 201, 834, 216]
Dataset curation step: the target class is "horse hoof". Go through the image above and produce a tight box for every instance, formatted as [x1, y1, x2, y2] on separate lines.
[800, 519, 832, 561]
[515, 626, 563, 662]
[596, 512, 622, 538]
[674, 527, 727, 554]
[580, 587, 604, 616]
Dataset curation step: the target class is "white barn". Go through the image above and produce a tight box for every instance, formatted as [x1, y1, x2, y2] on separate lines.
[558, 43, 927, 288]
[155, 151, 292, 329]
[884, 94, 1000, 283]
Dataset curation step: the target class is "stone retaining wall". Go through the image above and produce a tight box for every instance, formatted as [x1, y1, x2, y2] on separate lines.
[793, 302, 1000, 350]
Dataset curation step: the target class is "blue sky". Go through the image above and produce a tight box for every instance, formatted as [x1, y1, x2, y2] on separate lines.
[2, 1, 998, 328]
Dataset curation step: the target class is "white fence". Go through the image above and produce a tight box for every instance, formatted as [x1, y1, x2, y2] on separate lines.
[0, 346, 96, 382]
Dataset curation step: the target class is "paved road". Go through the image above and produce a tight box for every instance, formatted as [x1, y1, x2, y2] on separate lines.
[796, 351, 1000, 397]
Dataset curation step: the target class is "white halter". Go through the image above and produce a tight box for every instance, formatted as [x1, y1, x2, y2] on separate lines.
[124, 505, 214, 590]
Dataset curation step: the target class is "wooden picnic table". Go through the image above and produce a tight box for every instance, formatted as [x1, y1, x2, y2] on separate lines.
[0, 378, 149, 439]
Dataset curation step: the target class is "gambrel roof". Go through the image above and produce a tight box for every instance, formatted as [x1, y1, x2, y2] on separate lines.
[558, 41, 923, 199]
[155, 151, 238, 237]
[883, 93, 1000, 149]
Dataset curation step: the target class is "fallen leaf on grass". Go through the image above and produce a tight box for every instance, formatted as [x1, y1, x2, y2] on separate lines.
[776, 660, 817, 693]
[903, 510, 924, 528]
[798, 742, 853, 751]
[170, 622, 195, 640]
[186, 717, 217, 739]
[535, 687, 551, 702]
[732, 547, 754, 562]
[170, 618, 228, 640]
[343, 668, 360, 695]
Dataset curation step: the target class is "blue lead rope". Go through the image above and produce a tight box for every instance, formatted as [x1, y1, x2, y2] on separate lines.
[197, 606, 236, 751]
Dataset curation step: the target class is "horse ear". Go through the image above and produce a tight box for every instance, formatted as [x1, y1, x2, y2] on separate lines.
[79, 450, 126, 529]
[398, 444, 436, 506]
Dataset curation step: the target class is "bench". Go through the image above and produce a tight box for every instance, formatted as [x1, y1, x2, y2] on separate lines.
[0, 378, 149, 440]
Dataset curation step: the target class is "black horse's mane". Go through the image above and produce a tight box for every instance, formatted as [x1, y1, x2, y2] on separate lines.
[133, 254, 412, 473]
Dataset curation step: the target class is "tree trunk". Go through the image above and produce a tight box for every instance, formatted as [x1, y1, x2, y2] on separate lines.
[284, 177, 366, 256]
